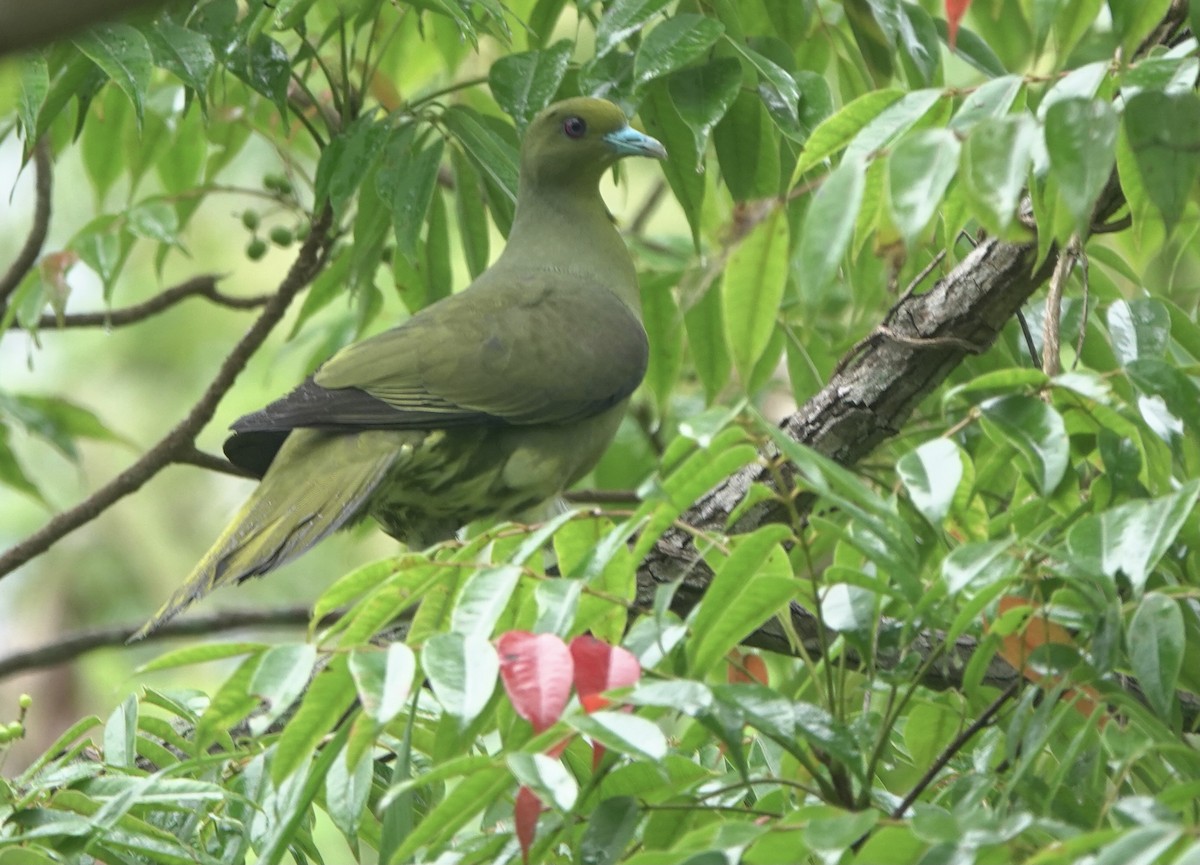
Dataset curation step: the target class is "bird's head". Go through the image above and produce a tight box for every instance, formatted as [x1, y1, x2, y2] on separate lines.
[519, 97, 666, 192]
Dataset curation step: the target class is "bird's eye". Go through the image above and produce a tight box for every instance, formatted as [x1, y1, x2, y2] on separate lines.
[562, 116, 587, 139]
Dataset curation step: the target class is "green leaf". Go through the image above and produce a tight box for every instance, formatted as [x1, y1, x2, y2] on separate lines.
[942, 540, 1017, 595]
[103, 693, 137, 768]
[641, 80, 704, 244]
[1127, 592, 1184, 718]
[594, 0, 672, 58]
[570, 711, 668, 761]
[1127, 358, 1200, 438]
[141, 20, 215, 101]
[666, 57, 743, 168]
[796, 156, 865, 300]
[0, 393, 124, 461]
[936, 20, 1007, 77]
[819, 582, 875, 633]
[579, 797, 640, 865]
[17, 53, 49, 139]
[687, 525, 796, 675]
[271, 655, 358, 783]
[792, 90, 905, 181]
[135, 641, 266, 673]
[1123, 91, 1200, 233]
[126, 200, 180, 246]
[451, 565, 522, 638]
[388, 766, 510, 860]
[451, 146, 491, 278]
[443, 104, 519, 208]
[726, 40, 802, 137]
[897, 438, 964, 525]
[1044, 98, 1118, 234]
[949, 75, 1024, 132]
[0, 427, 45, 504]
[423, 632, 499, 730]
[247, 643, 317, 736]
[888, 128, 960, 246]
[683, 275, 733, 401]
[349, 643, 415, 726]
[843, 88, 942, 166]
[377, 129, 444, 261]
[314, 113, 389, 221]
[980, 395, 1069, 494]
[489, 40, 573, 130]
[508, 752, 578, 811]
[633, 16, 724, 89]
[325, 743, 373, 840]
[1065, 480, 1200, 594]
[229, 35, 291, 115]
[714, 89, 782, 201]
[73, 23, 153, 128]
[961, 114, 1036, 235]
[1107, 299, 1170, 366]
[723, 205, 789, 383]
[640, 270, 685, 410]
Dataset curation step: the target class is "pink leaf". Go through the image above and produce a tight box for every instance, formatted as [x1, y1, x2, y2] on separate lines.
[570, 635, 641, 712]
[515, 785, 542, 863]
[497, 631, 573, 732]
[945, 0, 971, 50]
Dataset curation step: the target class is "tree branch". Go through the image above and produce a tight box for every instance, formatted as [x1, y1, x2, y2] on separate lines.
[10, 275, 271, 331]
[0, 139, 52, 305]
[0, 208, 335, 581]
[0, 0, 172, 57]
[0, 607, 333, 680]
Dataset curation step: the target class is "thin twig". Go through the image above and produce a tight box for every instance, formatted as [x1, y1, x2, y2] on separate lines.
[891, 681, 1020, 819]
[173, 445, 257, 479]
[0, 208, 334, 581]
[0, 607, 338, 680]
[11, 275, 269, 331]
[0, 139, 53, 303]
[1041, 235, 1080, 377]
[1016, 310, 1041, 368]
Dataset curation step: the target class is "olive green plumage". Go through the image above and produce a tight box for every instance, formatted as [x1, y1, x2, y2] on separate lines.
[137, 97, 665, 636]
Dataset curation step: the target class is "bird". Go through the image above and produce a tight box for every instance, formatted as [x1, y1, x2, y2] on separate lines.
[136, 97, 666, 636]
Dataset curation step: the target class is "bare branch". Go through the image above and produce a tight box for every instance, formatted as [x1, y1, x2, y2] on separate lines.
[173, 445, 257, 479]
[11, 275, 271, 331]
[0, 606, 334, 680]
[0, 139, 52, 304]
[0, 208, 335, 581]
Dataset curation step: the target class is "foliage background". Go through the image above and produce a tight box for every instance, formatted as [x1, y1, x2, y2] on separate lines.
[1, 0, 1200, 863]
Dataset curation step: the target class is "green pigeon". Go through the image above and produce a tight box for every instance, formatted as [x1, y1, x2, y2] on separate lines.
[137, 97, 665, 636]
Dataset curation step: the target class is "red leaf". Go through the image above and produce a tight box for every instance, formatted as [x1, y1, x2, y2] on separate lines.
[591, 740, 607, 771]
[727, 649, 769, 685]
[569, 635, 641, 712]
[497, 631, 573, 732]
[514, 785, 543, 863]
[945, 0, 971, 50]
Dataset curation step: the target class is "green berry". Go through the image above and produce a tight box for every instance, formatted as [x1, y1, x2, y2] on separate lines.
[17, 694, 31, 710]
[246, 238, 269, 261]
[242, 209, 261, 231]
[5, 722, 22, 739]
[0, 728, 10, 745]
[269, 226, 294, 246]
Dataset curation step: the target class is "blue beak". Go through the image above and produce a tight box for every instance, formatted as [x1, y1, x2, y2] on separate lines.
[603, 125, 667, 160]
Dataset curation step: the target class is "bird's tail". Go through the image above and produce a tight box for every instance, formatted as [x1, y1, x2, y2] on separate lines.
[133, 430, 398, 639]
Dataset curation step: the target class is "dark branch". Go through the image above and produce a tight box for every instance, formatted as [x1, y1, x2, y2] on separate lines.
[173, 445, 258, 479]
[14, 276, 270, 330]
[0, 606, 335, 680]
[0, 208, 335, 581]
[0, 139, 52, 304]
[0, 0, 172, 57]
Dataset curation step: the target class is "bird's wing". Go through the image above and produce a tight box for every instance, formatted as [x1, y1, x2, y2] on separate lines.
[224, 271, 647, 474]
